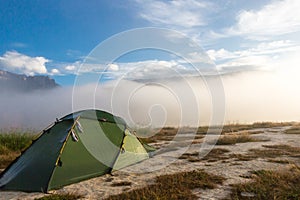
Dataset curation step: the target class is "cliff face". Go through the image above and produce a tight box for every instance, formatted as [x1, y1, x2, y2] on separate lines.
[0, 70, 59, 92]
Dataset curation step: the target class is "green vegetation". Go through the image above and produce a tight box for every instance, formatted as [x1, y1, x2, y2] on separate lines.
[35, 192, 83, 200]
[227, 167, 300, 200]
[105, 170, 225, 200]
[0, 131, 36, 151]
[0, 130, 36, 168]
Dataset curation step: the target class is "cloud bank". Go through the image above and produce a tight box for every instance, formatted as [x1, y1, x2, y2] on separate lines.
[1, 67, 300, 131]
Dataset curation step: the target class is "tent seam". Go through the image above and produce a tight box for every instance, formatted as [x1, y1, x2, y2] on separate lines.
[45, 116, 80, 192]
[110, 125, 127, 174]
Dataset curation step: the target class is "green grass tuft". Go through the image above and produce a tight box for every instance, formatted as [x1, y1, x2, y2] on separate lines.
[0, 132, 36, 151]
[0, 130, 37, 168]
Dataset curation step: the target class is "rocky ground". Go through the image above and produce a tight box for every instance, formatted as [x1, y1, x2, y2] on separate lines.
[1, 125, 300, 200]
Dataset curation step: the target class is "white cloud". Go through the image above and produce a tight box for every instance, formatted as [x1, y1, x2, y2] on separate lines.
[207, 48, 236, 61]
[65, 65, 77, 71]
[0, 51, 48, 75]
[57, 40, 300, 81]
[135, 0, 212, 28]
[72, 59, 203, 81]
[107, 63, 119, 71]
[217, 55, 275, 72]
[50, 68, 60, 74]
[180, 51, 214, 64]
[60, 61, 83, 74]
[226, 0, 300, 40]
[113, 60, 199, 80]
[207, 40, 298, 61]
[207, 40, 300, 73]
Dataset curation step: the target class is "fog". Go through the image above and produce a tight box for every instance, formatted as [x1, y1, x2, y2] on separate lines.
[1, 69, 300, 131]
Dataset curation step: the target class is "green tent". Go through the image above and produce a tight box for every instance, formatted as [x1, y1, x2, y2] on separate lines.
[0, 110, 155, 192]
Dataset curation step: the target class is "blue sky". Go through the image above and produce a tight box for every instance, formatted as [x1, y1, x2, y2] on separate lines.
[1, 0, 300, 128]
[0, 0, 300, 85]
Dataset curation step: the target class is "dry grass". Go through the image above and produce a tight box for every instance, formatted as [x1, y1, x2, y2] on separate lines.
[215, 134, 264, 145]
[197, 126, 209, 135]
[248, 130, 264, 134]
[179, 152, 201, 162]
[139, 127, 178, 144]
[111, 181, 132, 187]
[139, 137, 157, 144]
[35, 192, 84, 200]
[231, 154, 256, 161]
[267, 159, 290, 164]
[252, 144, 300, 158]
[218, 122, 293, 135]
[0, 145, 10, 155]
[232, 144, 300, 162]
[105, 170, 225, 200]
[201, 148, 231, 162]
[0, 131, 36, 169]
[140, 122, 293, 145]
[250, 122, 295, 128]
[197, 124, 257, 135]
[0, 132, 36, 151]
[227, 166, 300, 200]
[179, 148, 231, 163]
[0, 152, 20, 168]
[285, 125, 300, 134]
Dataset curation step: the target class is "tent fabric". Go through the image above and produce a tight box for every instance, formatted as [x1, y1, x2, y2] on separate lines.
[113, 129, 149, 171]
[0, 109, 155, 192]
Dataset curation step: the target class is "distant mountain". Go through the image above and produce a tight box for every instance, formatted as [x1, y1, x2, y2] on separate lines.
[0, 70, 59, 92]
